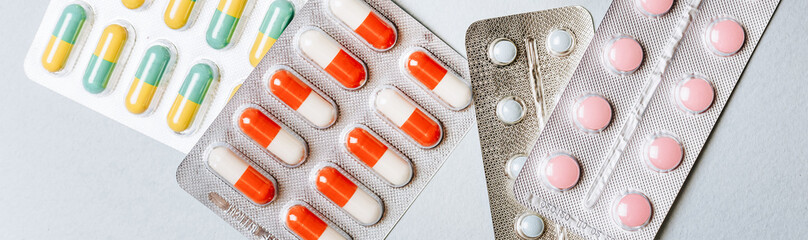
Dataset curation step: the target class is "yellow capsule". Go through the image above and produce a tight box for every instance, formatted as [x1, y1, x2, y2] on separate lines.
[122, 0, 146, 9]
[42, 4, 87, 73]
[164, 0, 197, 30]
[228, 83, 242, 101]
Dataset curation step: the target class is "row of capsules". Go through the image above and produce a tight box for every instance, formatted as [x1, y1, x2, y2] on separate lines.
[201, 0, 473, 239]
[512, 0, 779, 238]
[40, 0, 296, 134]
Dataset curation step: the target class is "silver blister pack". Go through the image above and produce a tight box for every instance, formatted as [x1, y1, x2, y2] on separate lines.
[513, 0, 780, 239]
[465, 6, 594, 240]
[176, 0, 475, 239]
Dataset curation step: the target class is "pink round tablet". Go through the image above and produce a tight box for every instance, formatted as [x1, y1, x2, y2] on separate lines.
[706, 18, 745, 56]
[645, 135, 683, 172]
[675, 76, 714, 114]
[603, 35, 643, 74]
[573, 94, 612, 133]
[541, 152, 580, 191]
[636, 0, 674, 17]
[614, 192, 652, 231]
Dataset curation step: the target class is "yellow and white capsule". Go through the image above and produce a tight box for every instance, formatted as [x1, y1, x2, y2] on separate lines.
[42, 4, 88, 73]
[164, 0, 197, 30]
[125, 44, 175, 114]
[167, 62, 218, 133]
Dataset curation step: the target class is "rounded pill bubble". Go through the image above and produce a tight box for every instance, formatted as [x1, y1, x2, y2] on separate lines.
[506, 155, 527, 179]
[675, 76, 714, 114]
[488, 38, 517, 65]
[546, 29, 575, 56]
[614, 191, 653, 231]
[573, 94, 612, 133]
[635, 0, 674, 17]
[603, 35, 643, 75]
[515, 213, 544, 239]
[496, 97, 525, 125]
[706, 17, 745, 56]
[541, 152, 580, 191]
[644, 134, 683, 172]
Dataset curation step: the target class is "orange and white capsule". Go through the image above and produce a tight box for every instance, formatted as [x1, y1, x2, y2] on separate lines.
[402, 48, 471, 110]
[265, 67, 337, 128]
[326, 0, 397, 51]
[373, 87, 443, 148]
[314, 166, 383, 225]
[344, 125, 412, 186]
[236, 106, 307, 167]
[207, 145, 277, 205]
[296, 28, 367, 89]
[284, 204, 350, 240]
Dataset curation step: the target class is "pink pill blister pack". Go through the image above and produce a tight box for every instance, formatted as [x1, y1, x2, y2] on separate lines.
[512, 0, 780, 239]
[176, 0, 476, 239]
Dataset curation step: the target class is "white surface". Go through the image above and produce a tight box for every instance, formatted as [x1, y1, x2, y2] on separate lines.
[1, 0, 807, 239]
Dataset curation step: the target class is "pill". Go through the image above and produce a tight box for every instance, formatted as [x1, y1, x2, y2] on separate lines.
[83, 24, 129, 94]
[327, 0, 397, 51]
[635, 0, 673, 17]
[506, 155, 527, 179]
[706, 17, 745, 57]
[206, 0, 248, 49]
[546, 29, 575, 56]
[488, 38, 517, 65]
[541, 152, 580, 191]
[403, 49, 472, 110]
[164, 0, 197, 30]
[249, 0, 294, 66]
[644, 134, 683, 172]
[125, 45, 173, 114]
[167, 63, 216, 133]
[207, 145, 276, 205]
[573, 94, 612, 133]
[122, 0, 146, 9]
[42, 4, 87, 73]
[237, 107, 307, 166]
[675, 76, 714, 114]
[515, 213, 544, 239]
[373, 87, 442, 148]
[613, 191, 652, 231]
[285, 204, 349, 240]
[314, 166, 383, 225]
[297, 28, 367, 89]
[228, 83, 242, 100]
[496, 97, 524, 125]
[266, 68, 337, 128]
[603, 35, 643, 75]
[344, 126, 412, 186]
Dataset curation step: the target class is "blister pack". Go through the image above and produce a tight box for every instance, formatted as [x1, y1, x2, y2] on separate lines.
[23, 0, 302, 153]
[176, 0, 475, 239]
[512, 0, 780, 239]
[465, 6, 594, 240]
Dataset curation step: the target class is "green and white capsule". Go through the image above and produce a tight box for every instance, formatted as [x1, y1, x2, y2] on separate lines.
[207, 0, 249, 49]
[83, 24, 130, 94]
[42, 4, 87, 73]
[167, 63, 218, 133]
[125, 44, 175, 114]
[248, 0, 294, 66]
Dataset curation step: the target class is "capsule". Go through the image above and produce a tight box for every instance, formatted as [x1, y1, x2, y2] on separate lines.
[237, 107, 307, 166]
[297, 28, 367, 89]
[229, 83, 242, 100]
[206, 0, 248, 49]
[403, 49, 472, 110]
[164, 0, 197, 29]
[284, 204, 349, 240]
[42, 4, 87, 73]
[314, 166, 383, 225]
[266, 68, 337, 128]
[373, 88, 442, 148]
[344, 126, 412, 186]
[167, 63, 216, 133]
[249, 0, 294, 66]
[122, 0, 146, 9]
[327, 0, 396, 51]
[83, 24, 129, 94]
[125, 45, 173, 114]
[207, 145, 276, 205]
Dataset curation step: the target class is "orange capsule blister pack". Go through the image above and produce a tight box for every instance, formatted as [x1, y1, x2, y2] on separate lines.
[176, 0, 475, 239]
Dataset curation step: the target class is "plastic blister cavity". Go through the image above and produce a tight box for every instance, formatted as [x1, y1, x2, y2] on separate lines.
[371, 86, 444, 149]
[166, 60, 219, 135]
[325, 0, 398, 51]
[124, 40, 178, 116]
[281, 200, 353, 240]
[294, 26, 369, 90]
[232, 103, 309, 167]
[262, 65, 339, 129]
[83, 21, 136, 96]
[41, 2, 94, 74]
[340, 124, 414, 187]
[400, 47, 473, 111]
[310, 162, 384, 226]
[206, 142, 278, 206]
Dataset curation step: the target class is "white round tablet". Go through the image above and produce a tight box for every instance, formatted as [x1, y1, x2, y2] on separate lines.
[496, 96, 525, 125]
[506, 154, 528, 179]
[546, 29, 575, 56]
[515, 213, 545, 239]
[488, 38, 517, 65]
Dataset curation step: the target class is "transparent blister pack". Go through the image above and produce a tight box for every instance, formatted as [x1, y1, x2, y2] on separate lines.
[512, 0, 780, 239]
[24, 0, 301, 153]
[176, 0, 475, 239]
[465, 6, 594, 240]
